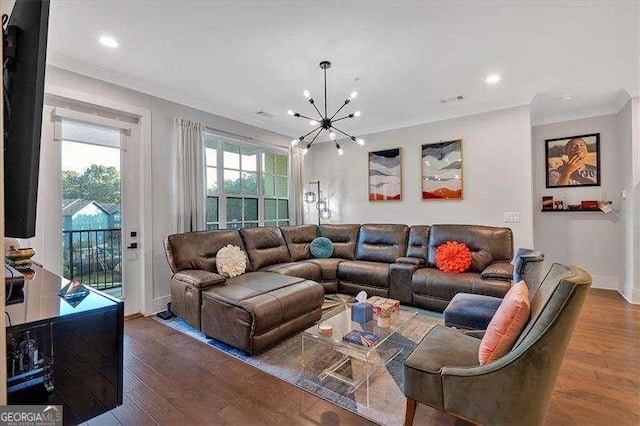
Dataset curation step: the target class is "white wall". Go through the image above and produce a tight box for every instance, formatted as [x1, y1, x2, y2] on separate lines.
[532, 113, 625, 290]
[40, 66, 290, 313]
[305, 105, 534, 252]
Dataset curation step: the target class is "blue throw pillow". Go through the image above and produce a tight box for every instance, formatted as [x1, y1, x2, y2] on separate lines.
[310, 237, 334, 258]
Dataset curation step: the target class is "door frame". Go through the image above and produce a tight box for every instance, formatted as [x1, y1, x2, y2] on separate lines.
[45, 84, 154, 316]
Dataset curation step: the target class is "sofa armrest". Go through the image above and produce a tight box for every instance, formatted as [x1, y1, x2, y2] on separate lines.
[174, 270, 226, 289]
[395, 257, 426, 266]
[389, 263, 422, 304]
[480, 262, 513, 281]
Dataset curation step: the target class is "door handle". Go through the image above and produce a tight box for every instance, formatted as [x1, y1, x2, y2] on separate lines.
[126, 243, 138, 249]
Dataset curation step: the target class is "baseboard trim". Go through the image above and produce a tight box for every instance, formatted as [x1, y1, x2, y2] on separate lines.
[618, 287, 640, 305]
[590, 275, 619, 291]
[150, 295, 171, 315]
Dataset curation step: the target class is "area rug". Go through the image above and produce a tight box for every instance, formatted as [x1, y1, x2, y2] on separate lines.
[156, 296, 443, 426]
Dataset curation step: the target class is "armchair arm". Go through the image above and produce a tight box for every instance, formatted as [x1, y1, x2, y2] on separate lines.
[395, 256, 426, 266]
[480, 261, 513, 281]
[173, 269, 226, 289]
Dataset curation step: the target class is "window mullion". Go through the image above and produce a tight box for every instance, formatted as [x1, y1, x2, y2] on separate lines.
[217, 138, 226, 229]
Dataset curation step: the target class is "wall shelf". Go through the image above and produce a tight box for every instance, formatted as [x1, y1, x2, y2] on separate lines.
[541, 208, 605, 213]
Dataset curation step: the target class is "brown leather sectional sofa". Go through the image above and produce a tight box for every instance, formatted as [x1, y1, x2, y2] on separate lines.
[164, 223, 514, 354]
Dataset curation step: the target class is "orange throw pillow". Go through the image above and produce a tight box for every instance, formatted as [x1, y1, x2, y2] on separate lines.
[479, 281, 531, 365]
[436, 241, 472, 273]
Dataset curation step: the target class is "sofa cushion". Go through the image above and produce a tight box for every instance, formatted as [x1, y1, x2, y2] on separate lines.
[164, 230, 248, 273]
[240, 227, 291, 270]
[404, 325, 480, 409]
[412, 268, 475, 300]
[355, 224, 409, 263]
[338, 260, 389, 288]
[406, 225, 430, 259]
[310, 237, 334, 258]
[479, 281, 530, 364]
[412, 268, 511, 300]
[280, 225, 318, 261]
[319, 224, 360, 260]
[259, 261, 322, 282]
[304, 258, 345, 281]
[427, 225, 513, 268]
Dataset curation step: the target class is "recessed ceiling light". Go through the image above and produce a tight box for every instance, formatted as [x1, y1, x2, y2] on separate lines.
[99, 36, 119, 48]
[485, 74, 501, 84]
[559, 95, 574, 101]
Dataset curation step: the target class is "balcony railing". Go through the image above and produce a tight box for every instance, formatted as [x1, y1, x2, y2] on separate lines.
[62, 228, 122, 290]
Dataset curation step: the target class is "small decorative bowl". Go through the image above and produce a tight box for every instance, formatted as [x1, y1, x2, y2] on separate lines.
[5, 246, 36, 270]
[567, 204, 582, 210]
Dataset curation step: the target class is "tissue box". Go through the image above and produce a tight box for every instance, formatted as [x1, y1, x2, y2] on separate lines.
[351, 302, 374, 323]
[367, 296, 400, 318]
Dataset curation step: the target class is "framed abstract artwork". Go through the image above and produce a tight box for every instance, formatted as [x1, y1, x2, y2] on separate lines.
[368, 148, 402, 201]
[545, 133, 600, 188]
[421, 140, 463, 200]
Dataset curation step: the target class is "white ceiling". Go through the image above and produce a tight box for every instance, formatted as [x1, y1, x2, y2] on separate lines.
[46, 1, 639, 139]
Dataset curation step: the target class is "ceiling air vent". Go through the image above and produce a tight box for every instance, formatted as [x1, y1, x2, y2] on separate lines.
[256, 111, 274, 118]
[439, 95, 466, 104]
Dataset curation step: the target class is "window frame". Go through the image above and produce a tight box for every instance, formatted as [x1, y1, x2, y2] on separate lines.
[204, 131, 290, 230]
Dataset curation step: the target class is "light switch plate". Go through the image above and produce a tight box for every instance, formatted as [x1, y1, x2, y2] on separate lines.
[503, 212, 521, 223]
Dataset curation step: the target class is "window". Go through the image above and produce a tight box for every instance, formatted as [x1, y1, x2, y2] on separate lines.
[204, 132, 289, 230]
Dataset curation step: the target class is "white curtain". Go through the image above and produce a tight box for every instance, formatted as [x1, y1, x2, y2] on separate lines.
[289, 147, 305, 225]
[175, 118, 205, 232]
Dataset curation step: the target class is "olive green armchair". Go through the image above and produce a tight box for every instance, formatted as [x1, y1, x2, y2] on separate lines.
[403, 263, 592, 425]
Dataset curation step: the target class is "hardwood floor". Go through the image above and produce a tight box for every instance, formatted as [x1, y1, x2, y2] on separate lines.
[86, 289, 639, 425]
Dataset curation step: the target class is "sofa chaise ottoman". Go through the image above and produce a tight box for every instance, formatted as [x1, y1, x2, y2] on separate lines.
[200, 272, 323, 355]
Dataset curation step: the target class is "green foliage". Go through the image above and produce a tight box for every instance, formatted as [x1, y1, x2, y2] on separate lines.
[62, 165, 121, 203]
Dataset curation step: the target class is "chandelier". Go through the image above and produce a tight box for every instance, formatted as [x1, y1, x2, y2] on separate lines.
[288, 61, 365, 155]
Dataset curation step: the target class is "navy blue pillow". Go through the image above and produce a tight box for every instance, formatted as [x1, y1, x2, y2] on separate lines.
[310, 237, 334, 258]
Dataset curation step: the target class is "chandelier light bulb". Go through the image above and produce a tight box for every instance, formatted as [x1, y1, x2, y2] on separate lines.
[320, 208, 332, 220]
[353, 111, 361, 117]
[287, 109, 294, 116]
[303, 89, 311, 98]
[290, 139, 299, 146]
[350, 91, 358, 100]
[338, 147, 344, 155]
[357, 138, 365, 146]
[309, 120, 319, 126]
[302, 147, 309, 155]
[329, 132, 336, 140]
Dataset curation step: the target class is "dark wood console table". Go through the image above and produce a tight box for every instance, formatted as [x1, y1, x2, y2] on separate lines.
[4, 263, 123, 425]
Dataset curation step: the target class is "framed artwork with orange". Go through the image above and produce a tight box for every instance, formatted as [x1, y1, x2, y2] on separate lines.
[421, 140, 463, 200]
[368, 148, 402, 201]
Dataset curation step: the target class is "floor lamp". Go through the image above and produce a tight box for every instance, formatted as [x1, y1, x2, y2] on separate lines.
[305, 181, 332, 226]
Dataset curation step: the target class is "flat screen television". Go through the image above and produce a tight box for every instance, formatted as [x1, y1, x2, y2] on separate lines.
[3, 0, 50, 238]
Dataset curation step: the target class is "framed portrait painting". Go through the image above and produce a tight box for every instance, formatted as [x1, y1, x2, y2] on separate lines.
[421, 140, 463, 200]
[545, 133, 600, 188]
[368, 148, 402, 201]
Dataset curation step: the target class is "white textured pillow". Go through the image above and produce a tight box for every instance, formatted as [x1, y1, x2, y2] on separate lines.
[216, 244, 248, 278]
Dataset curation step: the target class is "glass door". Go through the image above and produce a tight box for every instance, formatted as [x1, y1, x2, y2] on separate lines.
[61, 138, 123, 297]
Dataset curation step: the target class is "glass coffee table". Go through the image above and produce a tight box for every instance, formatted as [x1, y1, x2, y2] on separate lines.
[301, 308, 417, 406]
